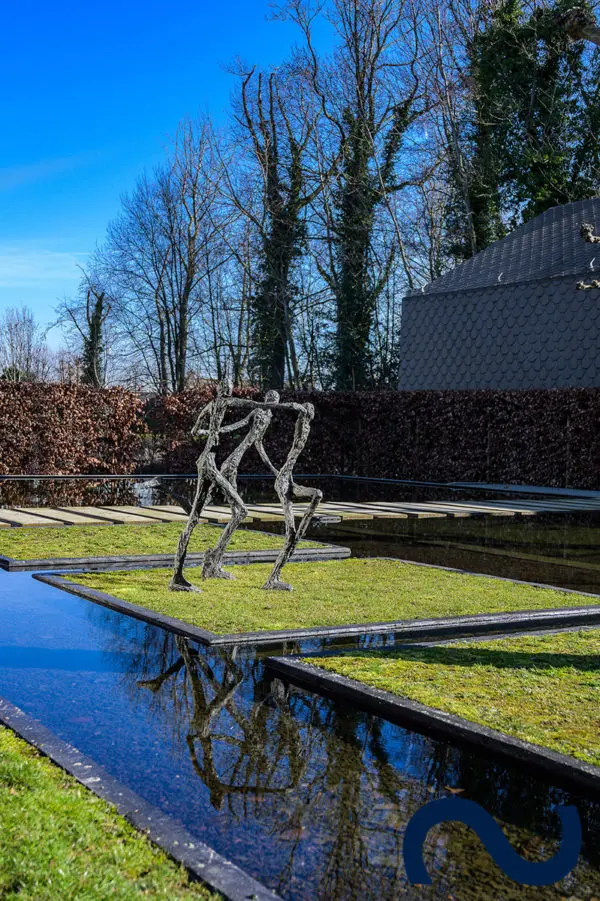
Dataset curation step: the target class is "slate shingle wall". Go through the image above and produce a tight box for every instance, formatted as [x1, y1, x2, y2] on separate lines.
[412, 197, 600, 296]
[399, 275, 600, 390]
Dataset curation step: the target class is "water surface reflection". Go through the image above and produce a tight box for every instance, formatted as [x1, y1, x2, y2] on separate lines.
[0, 574, 599, 899]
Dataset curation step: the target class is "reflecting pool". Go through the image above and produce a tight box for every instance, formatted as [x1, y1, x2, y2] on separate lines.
[1, 571, 600, 899]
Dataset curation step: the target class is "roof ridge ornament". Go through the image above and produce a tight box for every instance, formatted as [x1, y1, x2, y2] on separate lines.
[577, 223, 600, 290]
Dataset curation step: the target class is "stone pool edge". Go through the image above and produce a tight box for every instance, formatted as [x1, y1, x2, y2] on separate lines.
[34, 570, 600, 648]
[0, 695, 282, 901]
[0, 541, 350, 572]
[266, 656, 600, 796]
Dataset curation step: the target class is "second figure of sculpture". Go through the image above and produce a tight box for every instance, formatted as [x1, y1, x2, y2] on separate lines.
[169, 379, 322, 593]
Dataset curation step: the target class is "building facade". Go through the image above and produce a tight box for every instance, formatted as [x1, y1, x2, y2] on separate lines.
[399, 198, 600, 390]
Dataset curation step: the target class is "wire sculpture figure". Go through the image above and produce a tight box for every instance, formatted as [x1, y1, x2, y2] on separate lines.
[170, 380, 320, 593]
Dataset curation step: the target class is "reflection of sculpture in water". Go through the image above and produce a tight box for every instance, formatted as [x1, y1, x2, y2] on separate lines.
[170, 378, 321, 592]
[138, 638, 306, 811]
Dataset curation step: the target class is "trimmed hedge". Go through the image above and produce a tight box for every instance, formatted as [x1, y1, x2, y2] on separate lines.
[0, 383, 145, 505]
[145, 387, 600, 490]
[143, 386, 259, 473]
[0, 384, 598, 496]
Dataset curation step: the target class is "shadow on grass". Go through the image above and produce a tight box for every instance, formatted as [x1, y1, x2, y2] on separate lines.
[350, 644, 600, 674]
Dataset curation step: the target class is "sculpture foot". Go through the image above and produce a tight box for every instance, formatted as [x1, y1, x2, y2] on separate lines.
[169, 576, 202, 594]
[262, 579, 293, 592]
[202, 549, 235, 581]
[203, 566, 235, 581]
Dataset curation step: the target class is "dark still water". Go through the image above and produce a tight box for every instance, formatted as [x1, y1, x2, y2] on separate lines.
[246, 509, 600, 595]
[1, 572, 600, 899]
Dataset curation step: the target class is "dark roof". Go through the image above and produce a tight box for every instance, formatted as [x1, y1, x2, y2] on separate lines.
[410, 197, 600, 297]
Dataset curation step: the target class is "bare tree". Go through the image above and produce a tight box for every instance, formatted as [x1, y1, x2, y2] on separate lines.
[0, 307, 52, 382]
[93, 117, 222, 393]
[189, 216, 254, 386]
[223, 59, 326, 389]
[282, 0, 436, 388]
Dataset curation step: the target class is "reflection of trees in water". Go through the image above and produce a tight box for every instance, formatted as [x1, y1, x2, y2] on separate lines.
[138, 638, 308, 816]
[426, 738, 600, 876]
[93, 612, 600, 900]
[277, 682, 600, 901]
[272, 684, 431, 901]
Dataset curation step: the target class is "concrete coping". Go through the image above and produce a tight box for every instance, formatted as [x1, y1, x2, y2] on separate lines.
[34, 554, 600, 648]
[1, 542, 350, 572]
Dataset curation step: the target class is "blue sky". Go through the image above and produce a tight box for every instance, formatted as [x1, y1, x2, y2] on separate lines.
[0, 0, 332, 344]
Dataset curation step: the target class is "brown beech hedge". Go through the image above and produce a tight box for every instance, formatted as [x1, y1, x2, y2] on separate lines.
[0, 383, 145, 504]
[146, 387, 600, 490]
[0, 383, 598, 496]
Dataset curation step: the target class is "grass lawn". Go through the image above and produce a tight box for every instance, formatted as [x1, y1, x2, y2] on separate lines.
[67, 557, 600, 635]
[310, 629, 600, 766]
[0, 726, 218, 901]
[0, 522, 314, 560]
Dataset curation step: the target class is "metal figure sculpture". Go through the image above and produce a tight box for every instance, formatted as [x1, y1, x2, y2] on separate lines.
[201, 389, 281, 581]
[257, 402, 323, 591]
[170, 379, 321, 593]
[170, 379, 235, 592]
[170, 380, 280, 592]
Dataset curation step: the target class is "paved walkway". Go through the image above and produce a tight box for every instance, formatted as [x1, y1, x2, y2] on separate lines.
[1, 495, 600, 527]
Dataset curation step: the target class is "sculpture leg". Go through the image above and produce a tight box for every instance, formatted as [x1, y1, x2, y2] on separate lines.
[292, 482, 323, 543]
[262, 483, 322, 591]
[169, 456, 213, 592]
[202, 469, 248, 581]
[262, 484, 296, 591]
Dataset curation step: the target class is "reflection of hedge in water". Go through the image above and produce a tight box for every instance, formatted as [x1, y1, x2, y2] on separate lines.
[0, 479, 138, 507]
[1, 383, 600, 499]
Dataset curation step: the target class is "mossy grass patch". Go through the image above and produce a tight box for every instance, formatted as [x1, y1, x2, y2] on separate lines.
[66, 558, 600, 636]
[0, 725, 218, 900]
[311, 629, 600, 766]
[0, 521, 309, 561]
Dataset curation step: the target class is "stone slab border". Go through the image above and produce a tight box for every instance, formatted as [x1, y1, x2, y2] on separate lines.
[371, 554, 600, 598]
[35, 573, 222, 645]
[34, 568, 600, 648]
[0, 541, 350, 572]
[0, 695, 281, 901]
[266, 656, 600, 796]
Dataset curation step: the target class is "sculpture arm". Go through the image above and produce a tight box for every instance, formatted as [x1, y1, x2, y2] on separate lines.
[219, 413, 254, 434]
[277, 402, 308, 415]
[227, 398, 306, 415]
[256, 439, 279, 477]
[191, 401, 214, 438]
[194, 414, 255, 440]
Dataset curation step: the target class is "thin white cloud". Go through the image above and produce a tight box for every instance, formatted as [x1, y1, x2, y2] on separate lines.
[0, 152, 100, 192]
[0, 247, 88, 287]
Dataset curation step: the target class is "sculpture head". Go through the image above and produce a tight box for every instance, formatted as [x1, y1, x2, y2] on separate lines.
[264, 390, 280, 405]
[303, 402, 315, 421]
[216, 377, 233, 398]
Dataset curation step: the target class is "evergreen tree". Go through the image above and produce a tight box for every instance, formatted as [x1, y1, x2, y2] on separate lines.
[235, 67, 320, 389]
[448, 0, 600, 261]
[81, 288, 108, 388]
[333, 100, 413, 389]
